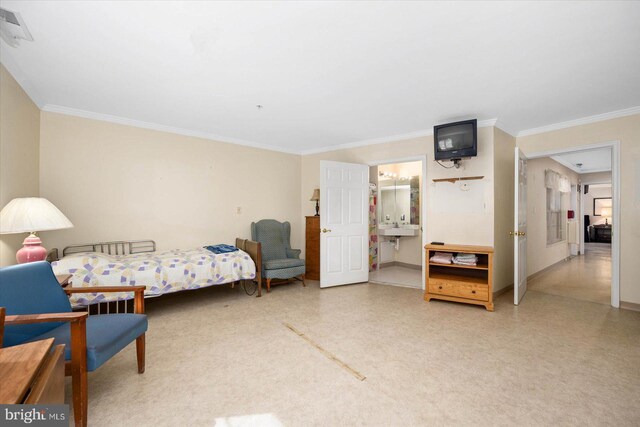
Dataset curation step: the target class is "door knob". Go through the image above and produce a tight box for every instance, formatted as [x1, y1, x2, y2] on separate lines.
[518, 231, 526, 236]
[509, 231, 515, 236]
[322, 228, 332, 233]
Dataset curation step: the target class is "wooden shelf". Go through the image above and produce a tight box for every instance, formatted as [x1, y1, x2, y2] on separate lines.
[429, 271, 487, 285]
[425, 243, 494, 253]
[432, 176, 484, 184]
[429, 262, 489, 271]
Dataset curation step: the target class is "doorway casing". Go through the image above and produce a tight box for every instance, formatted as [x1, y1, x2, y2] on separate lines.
[368, 155, 428, 290]
[518, 141, 620, 308]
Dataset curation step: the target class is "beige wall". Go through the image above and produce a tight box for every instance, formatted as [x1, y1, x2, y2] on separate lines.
[580, 171, 611, 184]
[517, 113, 640, 304]
[492, 127, 515, 291]
[0, 65, 41, 267]
[39, 112, 302, 254]
[525, 157, 579, 276]
[301, 126, 496, 279]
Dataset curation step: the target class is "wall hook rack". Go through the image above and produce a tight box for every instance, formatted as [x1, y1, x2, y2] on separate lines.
[432, 175, 484, 184]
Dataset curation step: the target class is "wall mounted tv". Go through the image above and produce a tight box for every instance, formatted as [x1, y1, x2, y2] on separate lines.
[433, 119, 477, 161]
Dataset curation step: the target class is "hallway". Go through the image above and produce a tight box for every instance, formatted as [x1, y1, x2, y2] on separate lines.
[528, 243, 611, 305]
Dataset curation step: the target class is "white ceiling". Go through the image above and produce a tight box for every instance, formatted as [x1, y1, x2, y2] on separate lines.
[551, 147, 612, 174]
[1, 1, 639, 154]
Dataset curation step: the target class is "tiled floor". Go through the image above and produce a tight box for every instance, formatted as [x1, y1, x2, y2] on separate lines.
[528, 242, 611, 305]
[69, 277, 640, 426]
[368, 265, 422, 288]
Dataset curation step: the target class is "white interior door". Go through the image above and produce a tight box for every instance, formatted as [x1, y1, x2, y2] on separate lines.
[514, 147, 528, 304]
[320, 160, 369, 288]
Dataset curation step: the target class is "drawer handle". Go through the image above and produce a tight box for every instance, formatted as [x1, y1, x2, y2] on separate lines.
[471, 290, 476, 294]
[438, 286, 442, 289]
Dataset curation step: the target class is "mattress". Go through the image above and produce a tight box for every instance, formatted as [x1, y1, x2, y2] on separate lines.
[52, 247, 256, 306]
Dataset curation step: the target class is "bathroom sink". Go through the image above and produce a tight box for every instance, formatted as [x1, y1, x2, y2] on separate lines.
[379, 227, 418, 237]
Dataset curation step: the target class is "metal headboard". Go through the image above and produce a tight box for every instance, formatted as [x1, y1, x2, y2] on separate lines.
[62, 240, 156, 257]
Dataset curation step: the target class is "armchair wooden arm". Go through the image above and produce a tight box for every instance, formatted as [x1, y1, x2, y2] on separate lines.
[5, 312, 88, 325]
[64, 286, 146, 314]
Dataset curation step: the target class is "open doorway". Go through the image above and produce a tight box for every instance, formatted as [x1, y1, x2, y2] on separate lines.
[514, 143, 619, 307]
[368, 157, 427, 289]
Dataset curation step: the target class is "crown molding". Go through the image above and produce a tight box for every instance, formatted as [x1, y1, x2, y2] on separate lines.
[493, 119, 516, 137]
[300, 118, 498, 155]
[300, 129, 433, 156]
[577, 167, 612, 174]
[0, 50, 45, 109]
[41, 104, 300, 155]
[517, 106, 640, 138]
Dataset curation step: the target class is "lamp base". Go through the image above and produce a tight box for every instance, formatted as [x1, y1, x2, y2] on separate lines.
[16, 232, 47, 263]
[315, 201, 319, 216]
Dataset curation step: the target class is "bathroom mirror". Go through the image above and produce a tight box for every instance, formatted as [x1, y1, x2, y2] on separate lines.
[379, 176, 420, 225]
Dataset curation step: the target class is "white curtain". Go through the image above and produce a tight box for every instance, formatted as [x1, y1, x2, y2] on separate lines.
[545, 169, 559, 190]
[545, 169, 571, 193]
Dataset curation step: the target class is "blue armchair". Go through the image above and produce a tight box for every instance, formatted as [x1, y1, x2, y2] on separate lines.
[251, 219, 306, 293]
[0, 262, 147, 427]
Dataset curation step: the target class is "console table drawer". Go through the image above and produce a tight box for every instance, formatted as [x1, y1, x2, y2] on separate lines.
[429, 279, 488, 301]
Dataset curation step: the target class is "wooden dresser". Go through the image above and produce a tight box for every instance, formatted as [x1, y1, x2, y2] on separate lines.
[305, 216, 320, 280]
[424, 244, 494, 311]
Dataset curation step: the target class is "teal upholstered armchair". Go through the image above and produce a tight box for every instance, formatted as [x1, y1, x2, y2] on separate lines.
[251, 219, 306, 293]
[0, 262, 147, 427]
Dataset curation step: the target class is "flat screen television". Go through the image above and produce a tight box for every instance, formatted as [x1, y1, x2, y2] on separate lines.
[434, 119, 477, 161]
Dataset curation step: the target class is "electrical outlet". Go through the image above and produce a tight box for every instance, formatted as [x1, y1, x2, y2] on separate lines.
[236, 207, 242, 214]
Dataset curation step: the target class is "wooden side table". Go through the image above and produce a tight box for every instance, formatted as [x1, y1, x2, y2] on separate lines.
[0, 338, 66, 404]
[56, 274, 72, 288]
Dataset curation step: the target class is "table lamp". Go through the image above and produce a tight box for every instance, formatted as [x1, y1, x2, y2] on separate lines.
[600, 207, 612, 226]
[0, 197, 73, 263]
[310, 189, 320, 216]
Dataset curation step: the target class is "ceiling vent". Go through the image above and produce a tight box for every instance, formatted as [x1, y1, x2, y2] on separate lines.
[0, 7, 33, 47]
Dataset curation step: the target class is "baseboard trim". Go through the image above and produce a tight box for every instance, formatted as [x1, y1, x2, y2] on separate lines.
[379, 261, 421, 271]
[527, 257, 571, 281]
[395, 261, 422, 271]
[620, 301, 640, 312]
[493, 284, 513, 297]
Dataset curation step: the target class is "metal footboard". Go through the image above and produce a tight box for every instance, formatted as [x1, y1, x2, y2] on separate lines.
[63, 240, 156, 257]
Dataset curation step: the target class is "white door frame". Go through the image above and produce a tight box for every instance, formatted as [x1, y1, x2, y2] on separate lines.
[368, 155, 428, 290]
[521, 141, 620, 308]
[514, 147, 528, 305]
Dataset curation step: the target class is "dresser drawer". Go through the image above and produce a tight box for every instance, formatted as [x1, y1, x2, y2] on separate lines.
[429, 279, 488, 301]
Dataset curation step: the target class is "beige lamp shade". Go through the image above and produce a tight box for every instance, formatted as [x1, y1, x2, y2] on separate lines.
[600, 207, 612, 217]
[0, 197, 74, 234]
[310, 189, 320, 201]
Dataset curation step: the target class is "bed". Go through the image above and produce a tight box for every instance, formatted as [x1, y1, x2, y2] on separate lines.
[49, 239, 264, 308]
